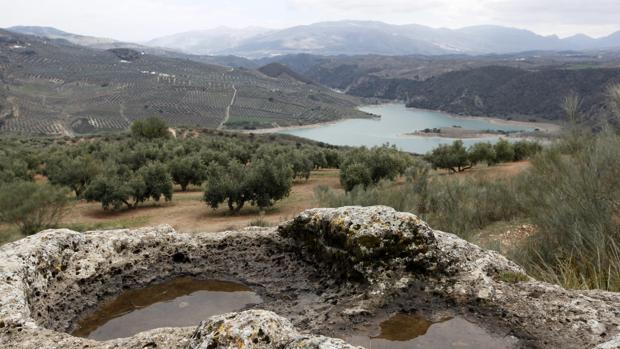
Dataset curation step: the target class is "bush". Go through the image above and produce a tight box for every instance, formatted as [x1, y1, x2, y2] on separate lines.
[0, 182, 71, 235]
[131, 117, 170, 139]
[339, 146, 410, 191]
[467, 142, 496, 165]
[493, 138, 515, 163]
[513, 140, 542, 161]
[515, 130, 620, 290]
[317, 170, 522, 240]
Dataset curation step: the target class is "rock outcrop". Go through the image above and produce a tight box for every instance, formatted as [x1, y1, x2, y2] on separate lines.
[187, 310, 361, 349]
[0, 206, 618, 349]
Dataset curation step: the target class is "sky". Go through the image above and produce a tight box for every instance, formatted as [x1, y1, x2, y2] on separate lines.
[1, 0, 620, 42]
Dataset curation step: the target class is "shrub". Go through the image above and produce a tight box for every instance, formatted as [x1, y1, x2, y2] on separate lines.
[131, 117, 170, 139]
[468, 142, 496, 165]
[317, 171, 522, 240]
[0, 182, 71, 235]
[515, 130, 620, 290]
[512, 140, 542, 161]
[339, 146, 410, 191]
[493, 138, 515, 163]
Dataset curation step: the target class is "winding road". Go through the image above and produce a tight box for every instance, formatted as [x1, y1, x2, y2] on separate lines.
[218, 84, 237, 130]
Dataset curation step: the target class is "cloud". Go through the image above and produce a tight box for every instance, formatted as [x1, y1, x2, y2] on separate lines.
[292, 0, 443, 13]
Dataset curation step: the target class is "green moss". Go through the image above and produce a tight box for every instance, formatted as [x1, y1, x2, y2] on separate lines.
[498, 271, 529, 283]
[355, 235, 382, 251]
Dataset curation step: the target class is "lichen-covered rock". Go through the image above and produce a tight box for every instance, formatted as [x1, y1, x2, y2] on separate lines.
[0, 206, 619, 349]
[279, 206, 442, 280]
[278, 206, 524, 295]
[279, 206, 620, 349]
[186, 310, 362, 349]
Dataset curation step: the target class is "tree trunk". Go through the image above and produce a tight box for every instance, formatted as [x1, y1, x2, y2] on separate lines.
[234, 200, 245, 213]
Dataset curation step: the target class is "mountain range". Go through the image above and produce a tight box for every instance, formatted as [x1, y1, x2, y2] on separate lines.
[10, 21, 620, 58]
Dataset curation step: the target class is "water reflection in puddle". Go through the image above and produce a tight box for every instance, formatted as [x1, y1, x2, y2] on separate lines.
[72, 277, 262, 341]
[345, 313, 513, 349]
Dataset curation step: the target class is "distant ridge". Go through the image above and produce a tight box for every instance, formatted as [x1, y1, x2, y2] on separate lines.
[9, 23, 620, 58]
[145, 21, 620, 58]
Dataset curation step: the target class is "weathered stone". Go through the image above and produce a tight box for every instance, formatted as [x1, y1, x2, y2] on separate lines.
[0, 206, 618, 349]
[186, 310, 362, 349]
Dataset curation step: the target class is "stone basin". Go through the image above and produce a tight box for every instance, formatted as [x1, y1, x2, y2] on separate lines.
[0, 206, 618, 349]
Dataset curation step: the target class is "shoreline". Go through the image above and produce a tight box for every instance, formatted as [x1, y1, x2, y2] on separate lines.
[235, 103, 562, 135]
[236, 119, 344, 134]
[410, 106, 561, 134]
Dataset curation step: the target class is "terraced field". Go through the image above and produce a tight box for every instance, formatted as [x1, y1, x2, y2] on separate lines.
[0, 30, 367, 135]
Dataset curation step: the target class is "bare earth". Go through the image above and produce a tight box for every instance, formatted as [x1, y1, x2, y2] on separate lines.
[61, 169, 343, 233]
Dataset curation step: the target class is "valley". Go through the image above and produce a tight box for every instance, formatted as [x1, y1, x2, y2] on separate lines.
[0, 29, 368, 135]
[2, 12, 620, 349]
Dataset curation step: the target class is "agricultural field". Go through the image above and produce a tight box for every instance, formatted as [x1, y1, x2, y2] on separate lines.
[0, 29, 367, 135]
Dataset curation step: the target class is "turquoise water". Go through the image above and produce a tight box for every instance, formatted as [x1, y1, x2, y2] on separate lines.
[280, 104, 531, 153]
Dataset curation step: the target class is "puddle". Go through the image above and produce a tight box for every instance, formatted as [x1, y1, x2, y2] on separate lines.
[72, 277, 262, 341]
[345, 313, 514, 349]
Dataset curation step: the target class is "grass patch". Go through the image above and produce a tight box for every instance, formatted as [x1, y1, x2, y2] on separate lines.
[498, 271, 529, 284]
[246, 217, 272, 227]
[0, 226, 25, 246]
[64, 216, 150, 232]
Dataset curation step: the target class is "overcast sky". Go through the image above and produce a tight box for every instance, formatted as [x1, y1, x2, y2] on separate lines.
[2, 0, 619, 42]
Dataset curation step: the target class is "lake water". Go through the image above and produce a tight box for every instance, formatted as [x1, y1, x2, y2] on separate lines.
[280, 103, 531, 153]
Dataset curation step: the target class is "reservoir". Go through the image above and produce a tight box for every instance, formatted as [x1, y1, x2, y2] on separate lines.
[280, 103, 532, 153]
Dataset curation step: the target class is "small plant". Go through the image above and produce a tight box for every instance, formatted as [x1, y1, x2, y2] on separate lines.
[0, 181, 72, 235]
[247, 217, 271, 227]
[498, 271, 529, 284]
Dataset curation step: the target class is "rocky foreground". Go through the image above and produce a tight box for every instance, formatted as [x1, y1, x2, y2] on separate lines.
[0, 206, 618, 349]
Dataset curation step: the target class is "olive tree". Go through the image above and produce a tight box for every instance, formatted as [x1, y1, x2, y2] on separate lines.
[203, 157, 293, 212]
[46, 155, 102, 197]
[494, 139, 515, 163]
[169, 156, 206, 191]
[0, 182, 71, 235]
[425, 140, 471, 173]
[339, 146, 409, 191]
[131, 117, 170, 139]
[84, 162, 173, 210]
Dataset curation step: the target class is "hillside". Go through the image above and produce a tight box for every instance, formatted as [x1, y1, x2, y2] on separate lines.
[348, 66, 620, 122]
[256, 51, 620, 92]
[0, 30, 366, 135]
[258, 63, 313, 84]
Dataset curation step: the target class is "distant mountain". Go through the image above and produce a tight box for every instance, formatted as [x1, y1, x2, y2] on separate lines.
[8, 25, 120, 48]
[146, 27, 271, 55]
[147, 21, 620, 58]
[5, 26, 259, 68]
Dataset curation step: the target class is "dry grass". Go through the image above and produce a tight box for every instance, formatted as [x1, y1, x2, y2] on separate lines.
[1, 164, 530, 246]
[59, 169, 342, 234]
